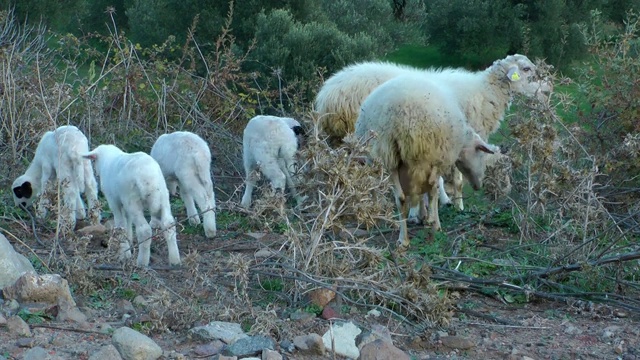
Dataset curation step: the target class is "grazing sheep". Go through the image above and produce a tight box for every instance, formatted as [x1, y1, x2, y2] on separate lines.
[12, 125, 100, 229]
[316, 55, 550, 213]
[151, 131, 217, 238]
[355, 74, 498, 247]
[240, 115, 305, 208]
[83, 144, 181, 267]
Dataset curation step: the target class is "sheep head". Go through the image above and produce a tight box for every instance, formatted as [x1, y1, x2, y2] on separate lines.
[455, 133, 498, 191]
[499, 54, 552, 101]
[12, 175, 35, 208]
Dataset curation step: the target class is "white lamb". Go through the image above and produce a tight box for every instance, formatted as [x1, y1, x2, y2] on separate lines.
[150, 131, 217, 238]
[83, 144, 181, 267]
[240, 115, 305, 208]
[355, 74, 498, 247]
[12, 125, 100, 229]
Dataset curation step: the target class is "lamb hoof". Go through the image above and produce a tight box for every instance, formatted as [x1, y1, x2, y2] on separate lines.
[188, 217, 201, 226]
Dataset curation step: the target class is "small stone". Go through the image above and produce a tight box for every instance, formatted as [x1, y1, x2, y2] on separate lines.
[132, 295, 147, 307]
[564, 325, 583, 335]
[193, 340, 225, 357]
[189, 321, 248, 344]
[293, 334, 325, 355]
[614, 310, 628, 318]
[222, 335, 275, 358]
[289, 310, 315, 322]
[261, 348, 282, 360]
[321, 306, 340, 320]
[440, 336, 475, 350]
[359, 339, 410, 360]
[6, 315, 31, 337]
[322, 321, 362, 359]
[365, 309, 381, 318]
[279, 339, 294, 353]
[614, 343, 625, 355]
[112, 326, 163, 360]
[16, 337, 36, 348]
[89, 344, 123, 360]
[308, 288, 336, 308]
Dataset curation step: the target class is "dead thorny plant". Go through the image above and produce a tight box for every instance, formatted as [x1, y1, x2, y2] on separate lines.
[245, 117, 454, 327]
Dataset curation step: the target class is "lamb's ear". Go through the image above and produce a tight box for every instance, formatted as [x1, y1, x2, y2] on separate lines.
[507, 66, 521, 82]
[83, 151, 97, 160]
[13, 181, 33, 199]
[292, 125, 305, 136]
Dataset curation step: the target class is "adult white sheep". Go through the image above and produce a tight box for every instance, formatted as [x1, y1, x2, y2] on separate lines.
[83, 144, 181, 267]
[240, 115, 305, 208]
[151, 131, 217, 238]
[355, 74, 498, 247]
[316, 55, 550, 212]
[12, 125, 100, 229]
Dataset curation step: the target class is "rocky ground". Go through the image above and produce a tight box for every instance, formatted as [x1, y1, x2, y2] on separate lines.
[0, 215, 639, 360]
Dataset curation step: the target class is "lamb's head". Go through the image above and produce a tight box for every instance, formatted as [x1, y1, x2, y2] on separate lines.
[455, 133, 498, 191]
[497, 54, 552, 101]
[12, 175, 35, 208]
[282, 117, 308, 149]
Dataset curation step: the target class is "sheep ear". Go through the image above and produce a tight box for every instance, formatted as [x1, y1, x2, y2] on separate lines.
[507, 66, 521, 82]
[83, 152, 97, 160]
[292, 125, 305, 136]
[476, 144, 496, 155]
[13, 181, 33, 199]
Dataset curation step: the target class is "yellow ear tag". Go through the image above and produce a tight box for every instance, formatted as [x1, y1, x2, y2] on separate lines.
[510, 71, 521, 81]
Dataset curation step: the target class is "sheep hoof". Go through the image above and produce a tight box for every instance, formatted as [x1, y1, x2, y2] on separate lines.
[188, 217, 201, 226]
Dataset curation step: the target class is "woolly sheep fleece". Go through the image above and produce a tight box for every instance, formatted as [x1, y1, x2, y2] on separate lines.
[12, 125, 100, 229]
[315, 54, 549, 142]
[151, 131, 217, 238]
[241, 115, 302, 208]
[84, 144, 181, 267]
[355, 74, 496, 245]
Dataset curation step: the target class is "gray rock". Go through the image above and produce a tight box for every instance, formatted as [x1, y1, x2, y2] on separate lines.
[112, 326, 163, 360]
[89, 344, 124, 360]
[359, 339, 410, 360]
[261, 349, 282, 360]
[222, 335, 275, 357]
[189, 321, 249, 343]
[193, 340, 225, 357]
[440, 336, 475, 350]
[293, 333, 325, 355]
[355, 324, 393, 350]
[322, 321, 362, 359]
[0, 234, 36, 290]
[279, 339, 295, 353]
[22, 346, 65, 360]
[6, 315, 32, 337]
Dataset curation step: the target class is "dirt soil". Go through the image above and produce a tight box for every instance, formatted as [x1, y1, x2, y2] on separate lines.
[1, 220, 639, 360]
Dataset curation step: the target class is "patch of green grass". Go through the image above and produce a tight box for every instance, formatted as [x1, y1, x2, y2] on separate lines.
[260, 279, 284, 292]
[304, 304, 323, 316]
[216, 210, 254, 232]
[18, 308, 52, 324]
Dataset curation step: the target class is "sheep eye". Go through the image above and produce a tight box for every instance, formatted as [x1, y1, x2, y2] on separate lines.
[523, 67, 531, 72]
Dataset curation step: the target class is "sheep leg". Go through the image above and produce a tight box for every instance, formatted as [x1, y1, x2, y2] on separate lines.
[391, 171, 410, 248]
[83, 162, 101, 225]
[281, 158, 306, 206]
[452, 169, 464, 211]
[261, 159, 287, 196]
[152, 211, 181, 266]
[112, 205, 133, 261]
[194, 186, 217, 238]
[407, 194, 428, 225]
[131, 213, 153, 267]
[240, 166, 258, 208]
[167, 178, 179, 197]
[427, 184, 442, 231]
[59, 178, 79, 230]
[181, 190, 201, 226]
[438, 176, 452, 206]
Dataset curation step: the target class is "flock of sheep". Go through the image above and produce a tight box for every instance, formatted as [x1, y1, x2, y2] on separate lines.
[10, 53, 551, 267]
